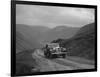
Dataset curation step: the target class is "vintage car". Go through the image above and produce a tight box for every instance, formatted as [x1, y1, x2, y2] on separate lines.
[43, 43, 67, 58]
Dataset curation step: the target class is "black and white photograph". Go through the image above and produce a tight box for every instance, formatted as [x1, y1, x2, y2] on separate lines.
[12, 1, 97, 76]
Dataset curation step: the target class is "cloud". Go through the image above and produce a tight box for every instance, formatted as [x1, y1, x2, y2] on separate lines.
[16, 4, 94, 28]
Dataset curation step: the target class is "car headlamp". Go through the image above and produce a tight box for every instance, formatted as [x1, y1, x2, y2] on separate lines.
[63, 48, 66, 51]
[50, 49, 53, 51]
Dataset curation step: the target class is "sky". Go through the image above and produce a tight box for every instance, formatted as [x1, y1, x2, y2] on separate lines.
[16, 4, 95, 28]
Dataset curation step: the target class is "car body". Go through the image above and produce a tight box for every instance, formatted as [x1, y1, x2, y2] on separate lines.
[44, 43, 67, 58]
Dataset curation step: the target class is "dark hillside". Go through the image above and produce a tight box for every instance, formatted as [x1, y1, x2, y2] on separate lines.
[16, 50, 39, 75]
[52, 23, 95, 60]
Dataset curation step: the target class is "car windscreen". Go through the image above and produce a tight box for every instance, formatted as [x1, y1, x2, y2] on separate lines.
[48, 44, 59, 48]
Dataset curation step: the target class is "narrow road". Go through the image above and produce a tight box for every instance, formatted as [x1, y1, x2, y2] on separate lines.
[32, 49, 94, 72]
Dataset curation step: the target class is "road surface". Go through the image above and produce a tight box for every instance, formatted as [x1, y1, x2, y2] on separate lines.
[32, 49, 94, 72]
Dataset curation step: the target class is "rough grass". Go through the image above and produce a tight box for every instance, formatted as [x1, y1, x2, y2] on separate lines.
[16, 49, 39, 76]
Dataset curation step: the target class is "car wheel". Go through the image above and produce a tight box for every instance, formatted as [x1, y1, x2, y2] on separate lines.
[48, 53, 53, 59]
[62, 54, 66, 58]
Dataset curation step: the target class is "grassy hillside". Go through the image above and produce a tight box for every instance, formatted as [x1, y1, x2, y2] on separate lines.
[16, 31, 40, 53]
[16, 24, 50, 43]
[43, 26, 79, 42]
[52, 23, 95, 60]
[16, 50, 40, 75]
[16, 24, 79, 43]
[76, 23, 95, 36]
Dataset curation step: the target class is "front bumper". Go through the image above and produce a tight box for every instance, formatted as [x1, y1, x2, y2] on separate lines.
[51, 52, 66, 55]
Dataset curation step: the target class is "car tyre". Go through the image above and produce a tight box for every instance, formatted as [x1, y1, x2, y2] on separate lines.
[62, 54, 66, 58]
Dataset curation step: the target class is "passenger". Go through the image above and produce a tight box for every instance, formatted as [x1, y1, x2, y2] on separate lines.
[46, 44, 49, 51]
[46, 44, 48, 48]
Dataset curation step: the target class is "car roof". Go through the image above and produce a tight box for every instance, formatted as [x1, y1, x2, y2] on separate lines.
[47, 43, 59, 45]
[47, 43, 59, 47]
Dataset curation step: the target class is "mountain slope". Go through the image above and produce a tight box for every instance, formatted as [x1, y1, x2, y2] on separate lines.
[16, 24, 51, 49]
[16, 24, 79, 44]
[43, 26, 79, 42]
[52, 23, 95, 60]
[75, 23, 95, 38]
[16, 24, 50, 42]
[16, 31, 40, 53]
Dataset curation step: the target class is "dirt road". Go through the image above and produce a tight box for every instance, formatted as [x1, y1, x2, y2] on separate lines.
[32, 49, 94, 72]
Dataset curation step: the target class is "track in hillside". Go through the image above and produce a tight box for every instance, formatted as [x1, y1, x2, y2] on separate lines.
[32, 49, 94, 72]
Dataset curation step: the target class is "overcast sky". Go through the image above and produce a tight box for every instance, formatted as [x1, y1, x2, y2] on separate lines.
[16, 4, 94, 28]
